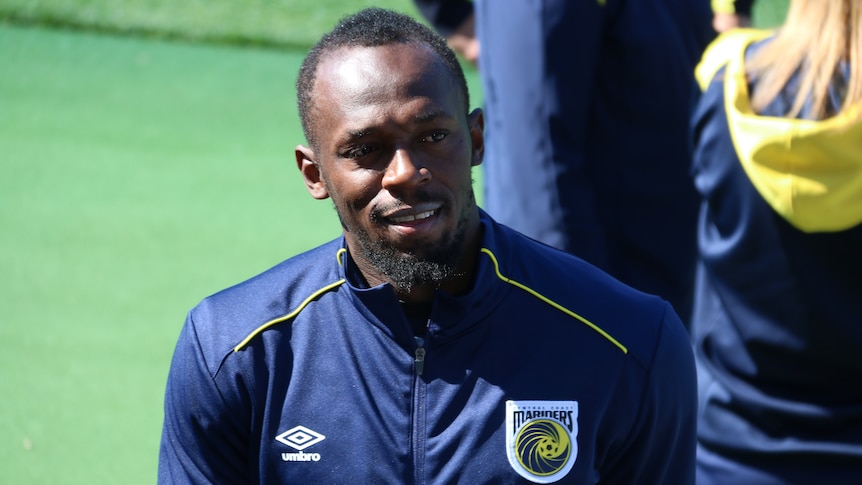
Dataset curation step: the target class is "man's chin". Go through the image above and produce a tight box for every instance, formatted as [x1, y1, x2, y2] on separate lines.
[349, 205, 471, 289]
[360, 237, 460, 287]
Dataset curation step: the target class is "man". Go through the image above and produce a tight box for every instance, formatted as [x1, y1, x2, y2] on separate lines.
[159, 8, 696, 484]
[413, 0, 716, 325]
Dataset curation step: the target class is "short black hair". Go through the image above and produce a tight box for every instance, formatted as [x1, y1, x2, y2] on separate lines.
[296, 7, 470, 149]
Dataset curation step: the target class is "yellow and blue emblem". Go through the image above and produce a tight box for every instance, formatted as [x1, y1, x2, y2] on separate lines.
[506, 400, 578, 483]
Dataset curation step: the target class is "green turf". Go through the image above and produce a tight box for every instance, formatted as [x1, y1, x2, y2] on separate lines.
[0, 24, 317, 484]
[753, 0, 790, 28]
[0, 0, 423, 49]
[0, 21, 482, 483]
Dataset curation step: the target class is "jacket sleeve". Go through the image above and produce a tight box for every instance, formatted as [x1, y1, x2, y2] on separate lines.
[601, 303, 698, 484]
[412, 0, 474, 37]
[478, 0, 613, 260]
[158, 312, 251, 484]
[546, 0, 611, 258]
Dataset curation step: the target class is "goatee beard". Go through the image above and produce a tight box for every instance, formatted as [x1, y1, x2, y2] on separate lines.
[329, 181, 478, 294]
[352, 210, 468, 294]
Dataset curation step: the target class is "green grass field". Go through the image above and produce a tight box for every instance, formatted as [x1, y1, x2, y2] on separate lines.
[0, 14, 481, 484]
[753, 0, 790, 28]
[0, 24, 327, 484]
[1, 1, 787, 482]
[0, 0, 423, 49]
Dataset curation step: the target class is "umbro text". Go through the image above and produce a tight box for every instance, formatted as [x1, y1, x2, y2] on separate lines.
[281, 451, 321, 462]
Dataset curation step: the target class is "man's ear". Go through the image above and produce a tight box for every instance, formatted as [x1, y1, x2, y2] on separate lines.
[467, 108, 485, 167]
[295, 144, 329, 200]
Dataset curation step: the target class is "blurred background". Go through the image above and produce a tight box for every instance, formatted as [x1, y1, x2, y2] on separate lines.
[0, 1, 787, 483]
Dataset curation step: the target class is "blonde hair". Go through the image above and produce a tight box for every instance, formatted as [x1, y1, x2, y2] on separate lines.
[747, 0, 862, 119]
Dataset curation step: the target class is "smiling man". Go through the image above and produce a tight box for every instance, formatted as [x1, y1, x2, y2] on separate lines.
[159, 8, 697, 484]
[295, 38, 482, 303]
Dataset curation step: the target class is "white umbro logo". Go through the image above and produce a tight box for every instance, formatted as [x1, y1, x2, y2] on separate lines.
[276, 426, 326, 451]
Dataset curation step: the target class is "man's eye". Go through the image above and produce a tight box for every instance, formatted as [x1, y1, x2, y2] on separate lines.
[345, 145, 375, 158]
[422, 132, 447, 143]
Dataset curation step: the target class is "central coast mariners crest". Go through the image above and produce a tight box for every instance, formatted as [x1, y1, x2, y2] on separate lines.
[506, 400, 578, 483]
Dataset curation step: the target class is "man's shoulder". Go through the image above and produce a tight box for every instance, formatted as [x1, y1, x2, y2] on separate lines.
[184, 238, 345, 360]
[489, 218, 646, 301]
[489, 218, 685, 367]
[203, 238, 342, 305]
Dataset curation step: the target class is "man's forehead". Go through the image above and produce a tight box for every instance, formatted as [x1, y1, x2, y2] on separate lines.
[316, 43, 441, 87]
[312, 43, 458, 114]
[305, 42, 465, 147]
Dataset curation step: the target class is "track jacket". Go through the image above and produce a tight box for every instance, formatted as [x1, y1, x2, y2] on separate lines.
[691, 30, 862, 484]
[159, 209, 696, 484]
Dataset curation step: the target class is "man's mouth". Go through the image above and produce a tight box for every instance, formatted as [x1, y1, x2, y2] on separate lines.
[380, 202, 443, 226]
[390, 210, 436, 223]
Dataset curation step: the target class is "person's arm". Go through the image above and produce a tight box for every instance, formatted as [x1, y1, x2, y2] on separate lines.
[601, 304, 698, 484]
[412, 0, 479, 63]
[158, 313, 250, 484]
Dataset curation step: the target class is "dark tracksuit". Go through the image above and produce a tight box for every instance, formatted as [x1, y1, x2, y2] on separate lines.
[159, 210, 696, 484]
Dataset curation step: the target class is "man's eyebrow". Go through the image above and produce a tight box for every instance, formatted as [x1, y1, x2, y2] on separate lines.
[415, 109, 453, 123]
[344, 128, 373, 141]
[341, 110, 454, 140]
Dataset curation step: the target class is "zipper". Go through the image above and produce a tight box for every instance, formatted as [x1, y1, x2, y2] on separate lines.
[412, 334, 427, 484]
[414, 336, 426, 376]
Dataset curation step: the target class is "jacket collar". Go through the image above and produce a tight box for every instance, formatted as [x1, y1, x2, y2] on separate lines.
[337, 209, 512, 346]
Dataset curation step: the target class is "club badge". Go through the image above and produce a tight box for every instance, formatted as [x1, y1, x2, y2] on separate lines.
[505, 400, 578, 483]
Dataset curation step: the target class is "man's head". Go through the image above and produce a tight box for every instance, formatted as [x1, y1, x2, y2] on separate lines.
[294, 8, 485, 301]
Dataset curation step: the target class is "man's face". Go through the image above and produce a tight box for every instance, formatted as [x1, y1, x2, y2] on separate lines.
[296, 42, 484, 294]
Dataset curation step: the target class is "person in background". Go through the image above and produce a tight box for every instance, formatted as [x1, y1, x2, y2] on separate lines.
[712, 0, 755, 32]
[414, 0, 715, 325]
[691, 1, 862, 482]
[158, 7, 698, 484]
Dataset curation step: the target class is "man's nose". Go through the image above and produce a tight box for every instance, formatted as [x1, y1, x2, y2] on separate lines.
[382, 148, 431, 190]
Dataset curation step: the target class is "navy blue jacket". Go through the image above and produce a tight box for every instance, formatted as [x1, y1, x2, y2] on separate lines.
[691, 31, 862, 484]
[159, 210, 696, 483]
